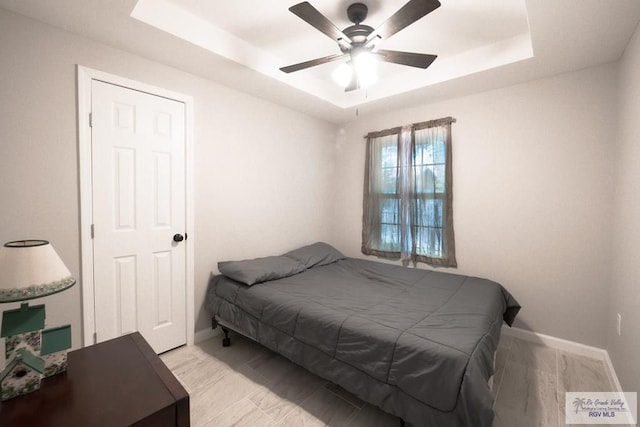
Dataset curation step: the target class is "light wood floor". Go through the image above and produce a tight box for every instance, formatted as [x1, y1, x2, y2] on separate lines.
[160, 332, 615, 427]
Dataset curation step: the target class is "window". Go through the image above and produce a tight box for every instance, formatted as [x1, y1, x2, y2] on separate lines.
[362, 117, 456, 267]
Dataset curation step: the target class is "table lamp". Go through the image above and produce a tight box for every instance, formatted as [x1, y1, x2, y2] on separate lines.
[0, 240, 75, 400]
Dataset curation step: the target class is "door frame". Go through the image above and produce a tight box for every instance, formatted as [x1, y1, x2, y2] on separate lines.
[77, 65, 195, 348]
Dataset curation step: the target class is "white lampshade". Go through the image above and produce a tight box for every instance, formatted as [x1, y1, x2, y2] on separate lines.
[332, 51, 378, 89]
[0, 240, 75, 303]
[332, 62, 353, 88]
[352, 51, 377, 88]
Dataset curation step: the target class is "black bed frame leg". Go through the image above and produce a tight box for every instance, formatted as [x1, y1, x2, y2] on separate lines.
[221, 327, 231, 347]
[399, 419, 405, 427]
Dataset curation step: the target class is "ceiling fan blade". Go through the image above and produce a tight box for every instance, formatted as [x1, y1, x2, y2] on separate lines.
[376, 49, 437, 69]
[289, 2, 350, 43]
[280, 53, 346, 73]
[370, 0, 441, 41]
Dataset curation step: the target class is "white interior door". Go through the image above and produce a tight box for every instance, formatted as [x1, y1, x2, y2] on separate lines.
[91, 80, 187, 353]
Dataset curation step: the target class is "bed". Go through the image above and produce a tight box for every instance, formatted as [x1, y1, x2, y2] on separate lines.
[205, 242, 520, 426]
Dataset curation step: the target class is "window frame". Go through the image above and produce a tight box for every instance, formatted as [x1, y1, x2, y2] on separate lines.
[361, 117, 457, 267]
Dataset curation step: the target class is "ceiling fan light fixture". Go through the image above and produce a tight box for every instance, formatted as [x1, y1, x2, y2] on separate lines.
[332, 62, 354, 88]
[353, 51, 378, 88]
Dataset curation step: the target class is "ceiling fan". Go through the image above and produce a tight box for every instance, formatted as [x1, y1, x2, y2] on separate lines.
[280, 0, 441, 91]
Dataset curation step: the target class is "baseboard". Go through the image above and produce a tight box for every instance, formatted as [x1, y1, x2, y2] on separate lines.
[501, 326, 625, 394]
[194, 327, 220, 344]
[501, 326, 608, 360]
[602, 351, 626, 396]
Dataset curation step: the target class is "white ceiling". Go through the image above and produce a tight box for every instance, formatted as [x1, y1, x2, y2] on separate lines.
[1, 0, 640, 123]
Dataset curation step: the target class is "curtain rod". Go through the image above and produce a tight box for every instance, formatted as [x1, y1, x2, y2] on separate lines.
[363, 116, 456, 139]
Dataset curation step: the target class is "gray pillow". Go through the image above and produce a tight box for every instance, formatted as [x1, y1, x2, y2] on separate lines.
[283, 242, 345, 269]
[218, 256, 306, 286]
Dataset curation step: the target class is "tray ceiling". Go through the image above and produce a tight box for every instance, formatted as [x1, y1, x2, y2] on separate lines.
[1, 0, 640, 122]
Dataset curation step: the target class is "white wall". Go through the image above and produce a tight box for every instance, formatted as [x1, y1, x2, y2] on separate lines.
[609, 21, 640, 393]
[0, 8, 336, 347]
[332, 64, 618, 348]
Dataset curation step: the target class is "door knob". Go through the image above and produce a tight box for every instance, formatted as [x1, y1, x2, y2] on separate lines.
[173, 234, 184, 242]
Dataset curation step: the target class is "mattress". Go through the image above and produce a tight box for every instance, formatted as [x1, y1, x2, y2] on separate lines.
[206, 257, 520, 426]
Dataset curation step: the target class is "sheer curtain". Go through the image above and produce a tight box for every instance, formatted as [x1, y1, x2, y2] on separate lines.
[362, 117, 456, 267]
[409, 118, 456, 267]
[362, 127, 401, 259]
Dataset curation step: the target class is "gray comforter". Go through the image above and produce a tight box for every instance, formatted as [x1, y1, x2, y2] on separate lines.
[206, 257, 520, 426]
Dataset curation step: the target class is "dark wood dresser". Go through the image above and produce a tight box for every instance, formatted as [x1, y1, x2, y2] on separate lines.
[0, 332, 189, 426]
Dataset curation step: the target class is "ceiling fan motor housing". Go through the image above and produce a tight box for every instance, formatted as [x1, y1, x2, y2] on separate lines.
[342, 24, 374, 49]
[343, 4, 374, 51]
[347, 3, 368, 24]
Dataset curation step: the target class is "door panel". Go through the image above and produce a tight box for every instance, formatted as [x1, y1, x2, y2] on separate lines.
[114, 255, 137, 335]
[114, 148, 136, 230]
[92, 80, 186, 353]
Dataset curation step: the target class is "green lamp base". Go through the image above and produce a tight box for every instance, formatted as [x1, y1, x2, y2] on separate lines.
[0, 303, 71, 401]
